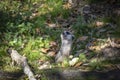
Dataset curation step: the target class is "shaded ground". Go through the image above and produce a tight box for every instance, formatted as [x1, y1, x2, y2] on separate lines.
[0, 68, 120, 80]
[0, 70, 23, 80]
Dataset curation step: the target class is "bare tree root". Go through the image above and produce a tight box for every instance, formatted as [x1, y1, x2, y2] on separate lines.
[7, 48, 36, 80]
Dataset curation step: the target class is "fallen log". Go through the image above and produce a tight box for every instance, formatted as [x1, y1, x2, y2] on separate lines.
[0, 70, 23, 80]
[39, 68, 120, 80]
[7, 48, 36, 80]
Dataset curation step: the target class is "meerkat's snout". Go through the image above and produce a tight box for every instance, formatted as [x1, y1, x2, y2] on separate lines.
[55, 31, 74, 63]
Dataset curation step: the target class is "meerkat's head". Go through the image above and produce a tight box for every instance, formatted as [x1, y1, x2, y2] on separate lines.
[61, 31, 74, 42]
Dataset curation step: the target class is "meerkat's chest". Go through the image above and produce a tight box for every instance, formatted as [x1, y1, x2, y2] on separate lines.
[61, 43, 72, 56]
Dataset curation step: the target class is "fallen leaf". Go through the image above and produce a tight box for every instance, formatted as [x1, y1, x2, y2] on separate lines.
[49, 41, 57, 47]
[63, 3, 72, 9]
[74, 62, 83, 68]
[89, 46, 101, 51]
[38, 61, 51, 69]
[78, 36, 88, 41]
[40, 48, 49, 53]
[47, 51, 56, 57]
[95, 21, 104, 27]
[47, 23, 57, 28]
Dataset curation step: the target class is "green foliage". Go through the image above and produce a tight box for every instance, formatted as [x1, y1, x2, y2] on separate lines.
[89, 58, 102, 70]
[79, 53, 87, 62]
[22, 37, 50, 60]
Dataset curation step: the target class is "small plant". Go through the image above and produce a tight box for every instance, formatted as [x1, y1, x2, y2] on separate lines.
[62, 59, 69, 67]
[79, 53, 87, 62]
[89, 58, 103, 70]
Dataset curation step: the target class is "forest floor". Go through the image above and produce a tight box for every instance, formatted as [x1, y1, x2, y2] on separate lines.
[0, 0, 120, 80]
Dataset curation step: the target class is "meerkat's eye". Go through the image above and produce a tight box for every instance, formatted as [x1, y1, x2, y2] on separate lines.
[66, 31, 70, 35]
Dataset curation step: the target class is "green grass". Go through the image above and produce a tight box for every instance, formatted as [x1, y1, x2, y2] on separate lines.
[0, 0, 68, 72]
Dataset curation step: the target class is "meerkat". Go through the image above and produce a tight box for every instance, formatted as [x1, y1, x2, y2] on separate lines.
[55, 31, 74, 63]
